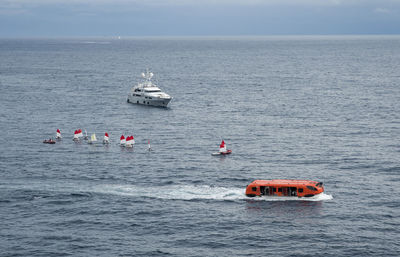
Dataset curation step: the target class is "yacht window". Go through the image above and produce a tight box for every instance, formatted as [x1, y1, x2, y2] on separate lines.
[145, 89, 161, 93]
[149, 97, 152, 99]
[307, 186, 318, 191]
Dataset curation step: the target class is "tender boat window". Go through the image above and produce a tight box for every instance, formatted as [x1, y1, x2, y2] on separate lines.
[315, 182, 323, 187]
[306, 186, 318, 191]
[252, 187, 257, 192]
[298, 188, 303, 193]
[278, 188, 282, 192]
[272, 188, 276, 192]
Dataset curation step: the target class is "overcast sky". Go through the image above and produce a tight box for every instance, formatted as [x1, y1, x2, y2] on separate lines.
[0, 0, 399, 37]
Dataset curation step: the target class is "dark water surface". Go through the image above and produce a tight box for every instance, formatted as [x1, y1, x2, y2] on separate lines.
[1, 36, 399, 256]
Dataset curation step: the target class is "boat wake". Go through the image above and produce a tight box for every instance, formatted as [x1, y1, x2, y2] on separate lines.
[3, 181, 332, 202]
[95, 184, 333, 202]
[248, 192, 333, 201]
[96, 184, 246, 201]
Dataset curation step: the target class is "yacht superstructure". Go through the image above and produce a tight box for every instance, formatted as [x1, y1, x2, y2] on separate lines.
[127, 70, 172, 107]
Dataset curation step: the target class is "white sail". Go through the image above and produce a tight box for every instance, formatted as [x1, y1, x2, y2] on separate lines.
[56, 129, 62, 139]
[219, 145, 227, 153]
[103, 133, 109, 144]
[125, 136, 132, 147]
[91, 133, 97, 142]
[120, 136, 126, 146]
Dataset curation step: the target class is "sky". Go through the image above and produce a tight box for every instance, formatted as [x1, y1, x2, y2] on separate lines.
[0, 0, 399, 37]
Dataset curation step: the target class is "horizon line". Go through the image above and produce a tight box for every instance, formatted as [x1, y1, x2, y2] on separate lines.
[1, 34, 400, 40]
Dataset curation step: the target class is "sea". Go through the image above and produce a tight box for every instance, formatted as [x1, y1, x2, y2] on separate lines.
[0, 36, 399, 256]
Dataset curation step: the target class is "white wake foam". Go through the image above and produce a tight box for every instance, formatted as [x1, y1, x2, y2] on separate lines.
[93, 184, 333, 202]
[95, 184, 247, 201]
[5, 180, 332, 202]
[249, 192, 333, 201]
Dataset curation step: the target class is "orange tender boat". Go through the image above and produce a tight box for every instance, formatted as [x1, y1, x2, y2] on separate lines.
[245, 179, 324, 198]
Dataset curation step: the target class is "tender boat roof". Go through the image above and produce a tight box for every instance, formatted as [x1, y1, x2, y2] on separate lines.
[250, 179, 320, 186]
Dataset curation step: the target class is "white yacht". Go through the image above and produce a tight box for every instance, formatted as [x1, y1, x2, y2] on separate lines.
[127, 70, 172, 107]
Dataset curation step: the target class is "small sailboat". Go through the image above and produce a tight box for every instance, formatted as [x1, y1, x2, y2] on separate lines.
[103, 132, 109, 144]
[125, 135, 134, 148]
[73, 130, 80, 141]
[88, 133, 97, 144]
[77, 129, 83, 138]
[148, 140, 152, 151]
[212, 140, 232, 156]
[83, 129, 88, 140]
[56, 129, 62, 139]
[120, 135, 126, 146]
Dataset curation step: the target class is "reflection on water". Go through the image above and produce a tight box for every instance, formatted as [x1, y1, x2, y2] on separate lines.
[245, 199, 324, 219]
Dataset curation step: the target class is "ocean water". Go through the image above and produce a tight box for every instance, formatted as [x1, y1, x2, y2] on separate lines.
[0, 36, 399, 256]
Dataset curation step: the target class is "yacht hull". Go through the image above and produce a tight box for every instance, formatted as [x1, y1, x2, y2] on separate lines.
[127, 95, 171, 107]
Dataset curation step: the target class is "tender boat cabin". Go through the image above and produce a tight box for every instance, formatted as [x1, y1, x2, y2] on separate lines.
[245, 179, 324, 198]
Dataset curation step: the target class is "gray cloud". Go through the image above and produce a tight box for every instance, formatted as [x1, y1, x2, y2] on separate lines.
[1, 0, 399, 36]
